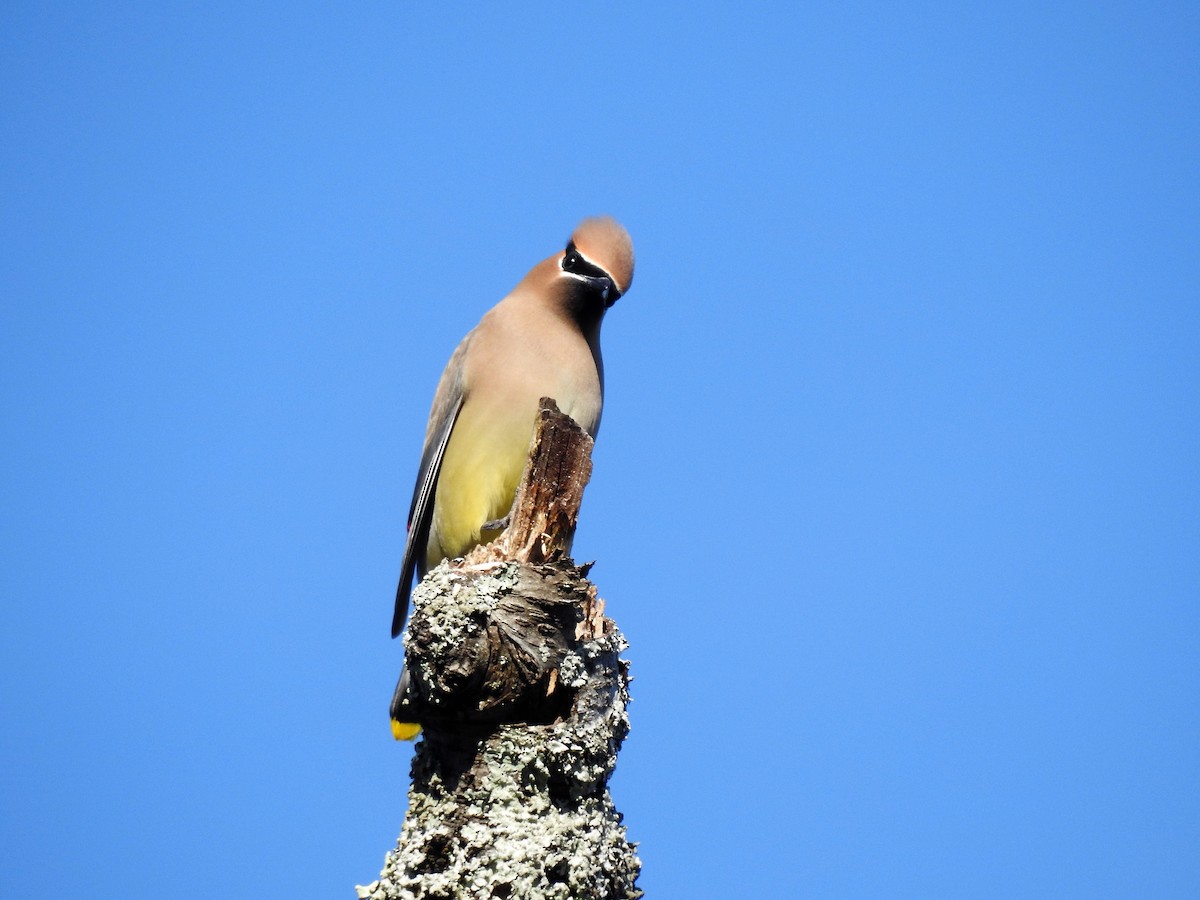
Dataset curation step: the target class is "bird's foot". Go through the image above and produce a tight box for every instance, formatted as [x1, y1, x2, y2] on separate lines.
[481, 515, 510, 532]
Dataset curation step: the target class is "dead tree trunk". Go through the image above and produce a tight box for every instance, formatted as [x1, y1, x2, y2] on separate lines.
[357, 399, 641, 900]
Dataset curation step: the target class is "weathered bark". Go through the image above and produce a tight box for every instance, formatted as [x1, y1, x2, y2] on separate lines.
[358, 400, 640, 900]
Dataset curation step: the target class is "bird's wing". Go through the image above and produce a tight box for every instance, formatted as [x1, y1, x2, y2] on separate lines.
[391, 340, 469, 638]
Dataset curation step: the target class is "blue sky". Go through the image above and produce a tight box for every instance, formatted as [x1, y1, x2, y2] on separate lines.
[2, 3, 1197, 897]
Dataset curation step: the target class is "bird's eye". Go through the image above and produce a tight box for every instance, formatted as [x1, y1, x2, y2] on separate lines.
[562, 243, 583, 273]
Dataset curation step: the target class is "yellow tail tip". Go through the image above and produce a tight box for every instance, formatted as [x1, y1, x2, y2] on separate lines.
[391, 719, 422, 741]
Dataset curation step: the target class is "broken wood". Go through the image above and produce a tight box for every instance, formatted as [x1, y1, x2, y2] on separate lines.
[360, 398, 640, 900]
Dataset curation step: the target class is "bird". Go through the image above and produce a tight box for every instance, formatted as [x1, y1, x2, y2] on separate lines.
[389, 216, 634, 740]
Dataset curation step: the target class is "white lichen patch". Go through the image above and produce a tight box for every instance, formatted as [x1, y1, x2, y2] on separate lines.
[364, 561, 640, 899]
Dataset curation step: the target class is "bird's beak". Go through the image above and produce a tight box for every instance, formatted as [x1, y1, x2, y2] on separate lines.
[600, 276, 620, 308]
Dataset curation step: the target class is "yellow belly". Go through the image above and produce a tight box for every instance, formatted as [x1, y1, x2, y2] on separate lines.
[425, 401, 536, 569]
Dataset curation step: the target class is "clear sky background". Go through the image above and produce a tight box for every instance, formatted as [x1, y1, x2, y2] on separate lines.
[2, 3, 1197, 897]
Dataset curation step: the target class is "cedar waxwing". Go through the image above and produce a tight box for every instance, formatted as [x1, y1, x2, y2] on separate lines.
[389, 216, 634, 739]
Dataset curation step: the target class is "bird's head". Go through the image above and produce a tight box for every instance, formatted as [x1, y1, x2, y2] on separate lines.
[560, 216, 634, 308]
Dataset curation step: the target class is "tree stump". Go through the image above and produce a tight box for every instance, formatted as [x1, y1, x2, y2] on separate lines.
[358, 399, 641, 900]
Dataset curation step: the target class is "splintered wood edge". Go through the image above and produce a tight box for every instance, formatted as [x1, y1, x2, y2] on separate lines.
[504, 397, 594, 562]
[463, 397, 595, 568]
[576, 585, 609, 642]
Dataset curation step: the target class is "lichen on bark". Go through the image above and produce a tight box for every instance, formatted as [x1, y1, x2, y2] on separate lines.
[359, 401, 640, 899]
[358, 559, 640, 900]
